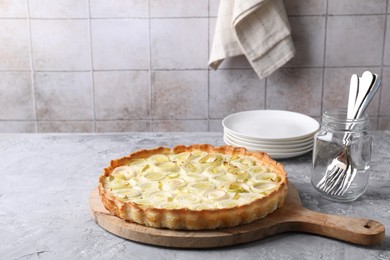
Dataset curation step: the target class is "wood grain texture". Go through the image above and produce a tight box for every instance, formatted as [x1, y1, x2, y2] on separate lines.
[89, 183, 385, 248]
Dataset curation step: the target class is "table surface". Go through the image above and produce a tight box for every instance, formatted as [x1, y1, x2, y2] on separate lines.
[0, 132, 389, 260]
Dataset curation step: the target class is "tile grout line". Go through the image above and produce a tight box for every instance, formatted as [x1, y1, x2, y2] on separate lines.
[87, 0, 97, 133]
[320, 0, 329, 118]
[264, 76, 267, 110]
[1, 65, 389, 74]
[148, 0, 154, 132]
[207, 0, 211, 131]
[26, 0, 38, 133]
[377, 0, 389, 130]
[1, 13, 388, 21]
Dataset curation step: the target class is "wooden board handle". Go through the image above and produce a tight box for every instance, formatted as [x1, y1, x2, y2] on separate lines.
[285, 207, 385, 246]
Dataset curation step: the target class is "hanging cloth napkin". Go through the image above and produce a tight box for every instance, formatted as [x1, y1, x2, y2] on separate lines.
[209, 0, 295, 79]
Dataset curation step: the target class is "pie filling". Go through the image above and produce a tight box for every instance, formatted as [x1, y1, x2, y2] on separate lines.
[98, 144, 288, 230]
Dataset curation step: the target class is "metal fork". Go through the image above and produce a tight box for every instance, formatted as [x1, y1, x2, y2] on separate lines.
[315, 72, 381, 197]
[316, 145, 357, 196]
[316, 146, 348, 194]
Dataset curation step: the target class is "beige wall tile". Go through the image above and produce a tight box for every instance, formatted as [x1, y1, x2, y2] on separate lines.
[323, 68, 381, 116]
[94, 71, 150, 120]
[29, 0, 89, 18]
[369, 116, 378, 130]
[0, 121, 36, 133]
[152, 70, 208, 119]
[384, 19, 390, 65]
[38, 121, 94, 133]
[209, 69, 265, 119]
[378, 117, 390, 130]
[325, 15, 385, 66]
[31, 20, 91, 70]
[209, 119, 223, 132]
[91, 19, 149, 70]
[267, 68, 322, 116]
[0, 19, 30, 69]
[284, 0, 326, 15]
[328, 0, 387, 15]
[96, 120, 151, 132]
[210, 0, 220, 17]
[0, 0, 27, 18]
[0, 72, 34, 120]
[152, 120, 208, 132]
[1, 1, 390, 133]
[380, 68, 390, 115]
[286, 16, 325, 67]
[35, 72, 93, 120]
[90, 0, 148, 18]
[150, 0, 208, 17]
[151, 18, 208, 69]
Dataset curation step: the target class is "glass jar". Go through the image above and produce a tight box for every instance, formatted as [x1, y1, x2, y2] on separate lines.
[311, 108, 372, 202]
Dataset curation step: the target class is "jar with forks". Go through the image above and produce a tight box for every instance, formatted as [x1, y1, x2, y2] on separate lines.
[311, 108, 372, 202]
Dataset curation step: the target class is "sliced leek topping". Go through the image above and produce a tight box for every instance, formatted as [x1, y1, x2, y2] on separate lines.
[137, 181, 159, 191]
[217, 199, 239, 209]
[189, 181, 215, 191]
[112, 166, 135, 179]
[250, 182, 277, 193]
[190, 150, 208, 159]
[184, 173, 208, 182]
[143, 171, 166, 181]
[227, 182, 250, 193]
[108, 178, 130, 190]
[163, 178, 187, 190]
[254, 172, 277, 182]
[112, 188, 142, 200]
[203, 189, 228, 201]
[248, 166, 267, 175]
[128, 159, 149, 173]
[239, 192, 265, 201]
[171, 152, 191, 165]
[147, 190, 174, 202]
[176, 193, 201, 204]
[154, 161, 179, 172]
[182, 161, 203, 174]
[198, 154, 217, 164]
[231, 170, 248, 182]
[147, 154, 170, 163]
[107, 149, 282, 210]
[213, 175, 236, 187]
[205, 166, 226, 177]
[167, 172, 180, 178]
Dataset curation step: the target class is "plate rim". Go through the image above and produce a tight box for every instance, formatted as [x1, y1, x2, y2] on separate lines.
[224, 134, 313, 152]
[223, 136, 312, 159]
[222, 110, 320, 141]
[224, 129, 314, 147]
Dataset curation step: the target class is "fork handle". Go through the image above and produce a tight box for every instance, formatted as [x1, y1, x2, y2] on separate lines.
[286, 207, 385, 246]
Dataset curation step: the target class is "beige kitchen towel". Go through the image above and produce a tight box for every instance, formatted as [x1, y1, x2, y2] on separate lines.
[209, 0, 295, 79]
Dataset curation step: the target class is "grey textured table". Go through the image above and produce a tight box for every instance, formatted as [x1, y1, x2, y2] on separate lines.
[0, 132, 389, 260]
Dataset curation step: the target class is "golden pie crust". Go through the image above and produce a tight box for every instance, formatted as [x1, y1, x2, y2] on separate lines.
[98, 144, 288, 230]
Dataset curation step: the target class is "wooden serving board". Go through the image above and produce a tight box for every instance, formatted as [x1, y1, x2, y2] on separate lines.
[89, 183, 385, 248]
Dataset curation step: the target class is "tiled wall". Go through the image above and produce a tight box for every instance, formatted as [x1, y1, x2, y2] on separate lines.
[0, 0, 389, 133]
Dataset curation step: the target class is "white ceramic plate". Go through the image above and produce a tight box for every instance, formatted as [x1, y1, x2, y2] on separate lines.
[223, 136, 312, 159]
[224, 129, 314, 148]
[222, 110, 320, 141]
[224, 134, 313, 152]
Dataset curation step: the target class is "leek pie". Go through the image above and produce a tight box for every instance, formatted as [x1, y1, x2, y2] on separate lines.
[98, 144, 288, 230]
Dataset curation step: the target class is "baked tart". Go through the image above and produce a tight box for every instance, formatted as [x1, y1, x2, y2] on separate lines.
[98, 144, 288, 230]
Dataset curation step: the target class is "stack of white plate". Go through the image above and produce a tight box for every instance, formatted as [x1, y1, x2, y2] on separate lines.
[222, 110, 320, 159]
